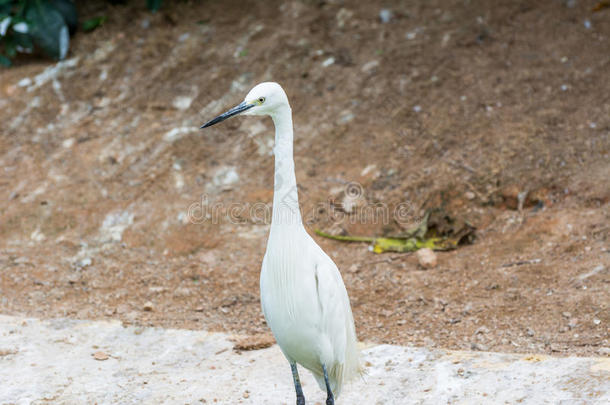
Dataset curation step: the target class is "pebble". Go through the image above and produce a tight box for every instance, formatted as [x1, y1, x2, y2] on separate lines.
[76, 257, 92, 269]
[379, 9, 393, 24]
[172, 95, 193, 110]
[470, 342, 488, 351]
[174, 287, 191, 297]
[336, 8, 353, 28]
[361, 60, 380, 74]
[322, 57, 335, 67]
[526, 328, 535, 337]
[598, 347, 610, 356]
[465, 191, 476, 200]
[62, 138, 75, 148]
[143, 302, 154, 312]
[416, 248, 437, 269]
[93, 351, 109, 361]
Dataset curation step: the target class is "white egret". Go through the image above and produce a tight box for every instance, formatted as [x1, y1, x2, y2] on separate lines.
[201, 82, 362, 404]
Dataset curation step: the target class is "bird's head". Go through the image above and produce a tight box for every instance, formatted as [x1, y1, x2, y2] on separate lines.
[201, 82, 290, 128]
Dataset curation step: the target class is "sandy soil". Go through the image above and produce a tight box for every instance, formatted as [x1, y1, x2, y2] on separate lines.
[0, 0, 608, 357]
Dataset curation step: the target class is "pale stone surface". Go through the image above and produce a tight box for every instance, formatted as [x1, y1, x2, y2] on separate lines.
[0, 315, 608, 404]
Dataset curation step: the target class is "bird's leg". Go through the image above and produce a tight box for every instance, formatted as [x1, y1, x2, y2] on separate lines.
[322, 364, 335, 405]
[290, 362, 306, 405]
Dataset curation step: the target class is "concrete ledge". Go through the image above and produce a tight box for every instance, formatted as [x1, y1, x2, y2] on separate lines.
[0, 315, 608, 404]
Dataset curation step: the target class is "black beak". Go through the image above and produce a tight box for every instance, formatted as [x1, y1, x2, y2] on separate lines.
[200, 101, 255, 129]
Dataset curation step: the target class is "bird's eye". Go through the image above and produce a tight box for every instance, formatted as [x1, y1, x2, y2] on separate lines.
[258, 97, 265, 104]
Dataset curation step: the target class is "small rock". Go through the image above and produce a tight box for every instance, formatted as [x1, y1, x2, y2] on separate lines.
[361, 60, 380, 74]
[143, 301, 154, 312]
[174, 287, 192, 297]
[360, 164, 378, 177]
[568, 318, 578, 329]
[14, 257, 30, 264]
[470, 342, 488, 351]
[93, 351, 109, 361]
[593, 319, 601, 325]
[474, 326, 490, 335]
[336, 8, 353, 28]
[172, 95, 193, 110]
[62, 138, 75, 148]
[416, 248, 437, 269]
[597, 347, 610, 356]
[526, 328, 535, 337]
[211, 166, 239, 190]
[500, 184, 521, 210]
[338, 110, 354, 124]
[562, 311, 572, 318]
[67, 273, 81, 284]
[322, 57, 335, 67]
[563, 0, 577, 8]
[379, 9, 393, 24]
[464, 191, 476, 200]
[76, 257, 92, 269]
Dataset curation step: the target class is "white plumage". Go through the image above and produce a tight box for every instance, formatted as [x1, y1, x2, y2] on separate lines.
[202, 82, 361, 404]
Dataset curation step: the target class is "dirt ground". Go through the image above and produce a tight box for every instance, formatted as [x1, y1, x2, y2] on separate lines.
[0, 0, 608, 357]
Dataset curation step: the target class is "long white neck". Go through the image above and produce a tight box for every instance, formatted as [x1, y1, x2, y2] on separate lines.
[270, 105, 302, 229]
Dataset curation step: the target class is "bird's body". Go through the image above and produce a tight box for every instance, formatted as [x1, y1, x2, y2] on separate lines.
[202, 82, 361, 404]
[261, 227, 360, 397]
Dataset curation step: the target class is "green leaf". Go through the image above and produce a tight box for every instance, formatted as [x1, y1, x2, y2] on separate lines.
[4, 36, 16, 57]
[146, 0, 163, 12]
[12, 31, 33, 49]
[26, 3, 69, 60]
[48, 0, 78, 34]
[0, 53, 11, 66]
[82, 16, 106, 32]
[0, 0, 12, 14]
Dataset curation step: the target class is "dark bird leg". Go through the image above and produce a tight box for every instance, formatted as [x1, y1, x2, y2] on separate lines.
[322, 364, 335, 405]
[290, 362, 305, 405]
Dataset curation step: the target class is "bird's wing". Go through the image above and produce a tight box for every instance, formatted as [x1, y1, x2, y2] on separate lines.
[311, 251, 352, 362]
[310, 250, 361, 395]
